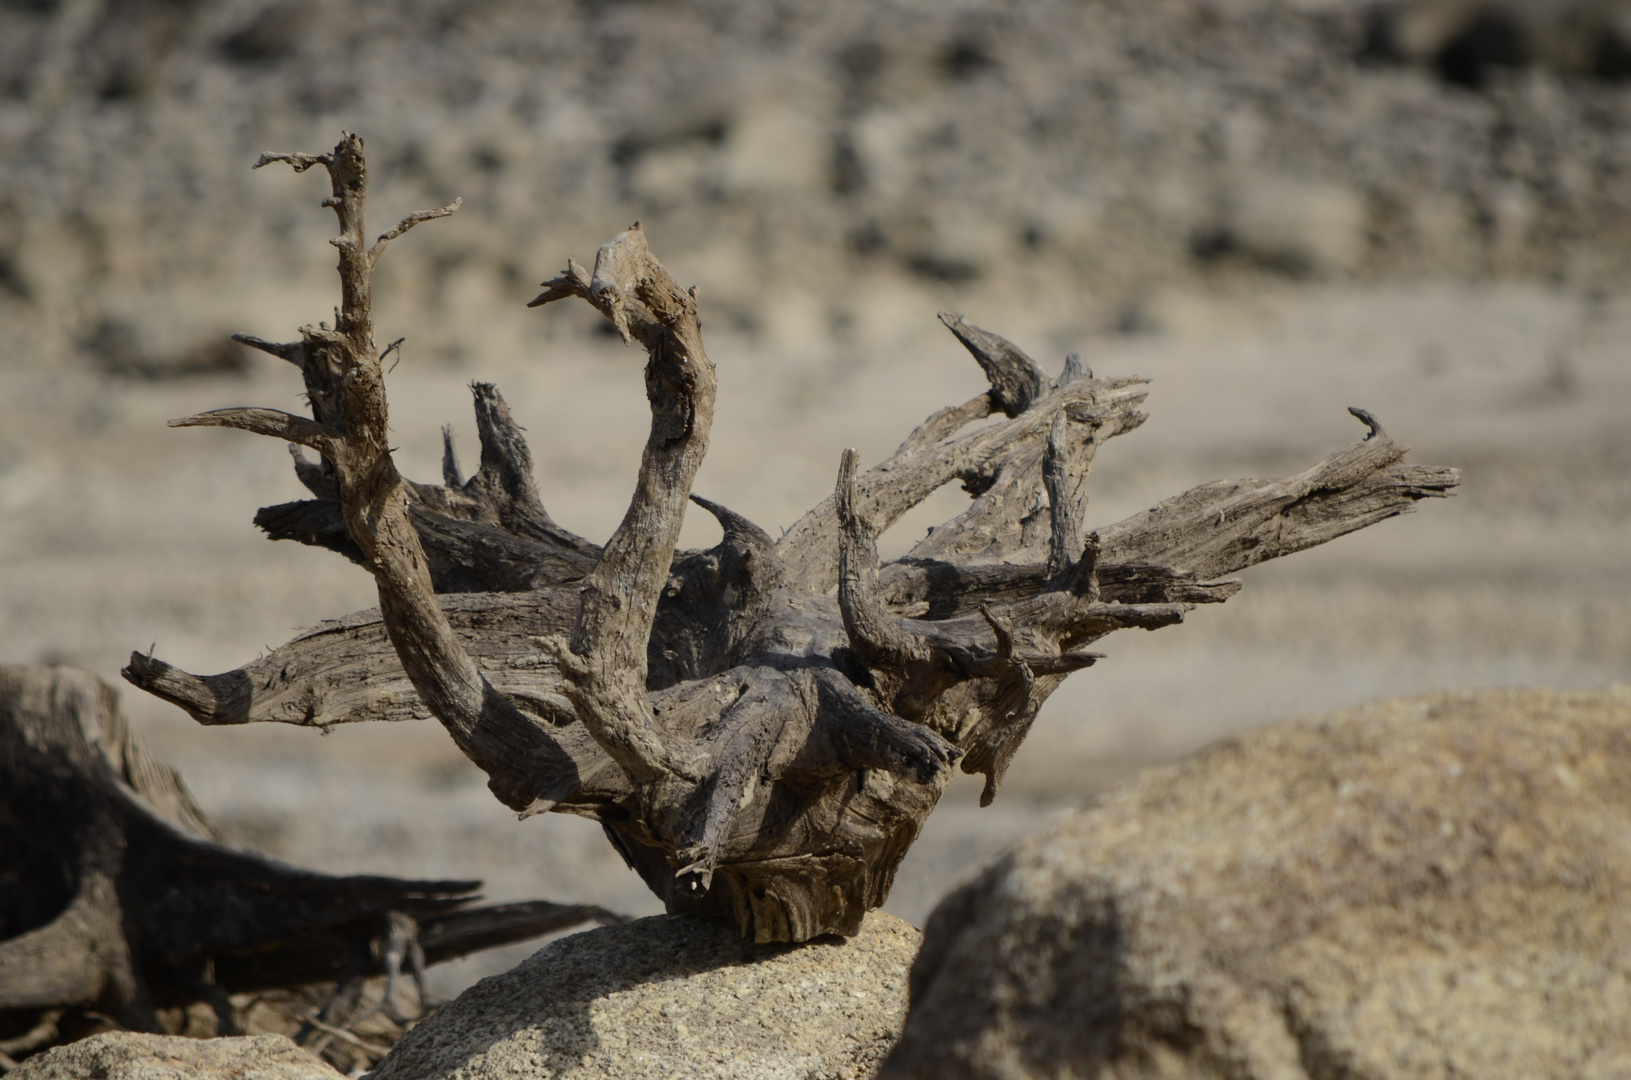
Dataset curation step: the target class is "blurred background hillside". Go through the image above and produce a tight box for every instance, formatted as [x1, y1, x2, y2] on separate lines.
[8, 0, 1631, 368]
[1, 0, 1628, 992]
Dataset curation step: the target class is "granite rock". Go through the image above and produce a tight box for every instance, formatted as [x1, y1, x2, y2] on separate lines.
[371, 910, 919, 1080]
[883, 687, 1631, 1080]
[11, 1033, 344, 1080]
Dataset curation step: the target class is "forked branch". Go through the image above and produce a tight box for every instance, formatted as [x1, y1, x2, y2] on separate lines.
[533, 225, 717, 788]
[149, 134, 585, 814]
[123, 136, 1460, 943]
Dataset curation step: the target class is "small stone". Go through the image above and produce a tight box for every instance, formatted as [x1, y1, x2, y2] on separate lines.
[12, 1033, 343, 1080]
[371, 910, 919, 1080]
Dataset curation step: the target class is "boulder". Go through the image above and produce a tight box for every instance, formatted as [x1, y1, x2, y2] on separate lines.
[11, 1033, 343, 1079]
[371, 910, 919, 1080]
[882, 687, 1631, 1080]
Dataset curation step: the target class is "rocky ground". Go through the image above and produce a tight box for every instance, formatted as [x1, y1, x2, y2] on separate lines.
[1, 0, 1629, 998]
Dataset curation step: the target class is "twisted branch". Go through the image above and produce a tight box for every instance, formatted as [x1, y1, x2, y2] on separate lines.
[132, 134, 577, 814]
[538, 225, 716, 788]
[121, 136, 1462, 944]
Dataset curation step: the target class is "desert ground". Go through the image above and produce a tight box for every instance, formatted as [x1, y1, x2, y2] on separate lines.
[2, 0, 1629, 998]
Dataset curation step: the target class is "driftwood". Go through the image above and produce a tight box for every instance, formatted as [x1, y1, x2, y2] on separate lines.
[0, 663, 619, 1066]
[122, 134, 1459, 944]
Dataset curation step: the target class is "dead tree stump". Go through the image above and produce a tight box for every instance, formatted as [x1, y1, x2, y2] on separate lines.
[120, 134, 1460, 943]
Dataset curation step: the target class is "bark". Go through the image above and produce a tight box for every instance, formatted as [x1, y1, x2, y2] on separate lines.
[0, 664, 619, 1064]
[123, 135, 1460, 943]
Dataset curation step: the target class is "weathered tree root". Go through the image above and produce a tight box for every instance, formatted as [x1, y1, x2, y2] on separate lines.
[122, 134, 1460, 943]
[0, 664, 620, 1061]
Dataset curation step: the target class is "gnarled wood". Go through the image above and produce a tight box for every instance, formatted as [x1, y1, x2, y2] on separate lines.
[0, 664, 619, 1063]
[123, 136, 1460, 943]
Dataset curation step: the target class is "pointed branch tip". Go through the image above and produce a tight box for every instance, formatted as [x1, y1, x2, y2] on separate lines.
[1348, 407, 1385, 440]
[528, 257, 591, 308]
[936, 312, 1048, 417]
[252, 150, 330, 173]
[232, 334, 304, 366]
[835, 448, 862, 525]
[169, 408, 335, 453]
[370, 199, 462, 262]
[1059, 352, 1090, 386]
[441, 424, 463, 487]
[689, 494, 767, 540]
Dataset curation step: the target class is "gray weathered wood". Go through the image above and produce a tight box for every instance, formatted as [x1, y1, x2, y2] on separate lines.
[122, 135, 1460, 943]
[0, 664, 618, 1061]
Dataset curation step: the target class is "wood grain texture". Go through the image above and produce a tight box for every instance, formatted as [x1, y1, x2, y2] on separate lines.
[121, 136, 1460, 943]
[0, 665, 616, 1046]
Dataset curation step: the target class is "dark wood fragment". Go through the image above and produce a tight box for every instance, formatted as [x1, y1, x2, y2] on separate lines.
[936, 313, 1048, 417]
[0, 665, 615, 1058]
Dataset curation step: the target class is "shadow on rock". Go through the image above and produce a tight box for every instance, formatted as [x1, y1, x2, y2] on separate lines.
[371, 911, 919, 1080]
[884, 686, 1631, 1079]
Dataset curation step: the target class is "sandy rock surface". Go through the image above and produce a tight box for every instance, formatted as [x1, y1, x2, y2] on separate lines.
[10, 1033, 343, 1080]
[371, 911, 917, 1080]
[883, 686, 1631, 1080]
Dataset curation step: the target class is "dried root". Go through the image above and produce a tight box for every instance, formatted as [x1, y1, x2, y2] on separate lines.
[123, 135, 1460, 942]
